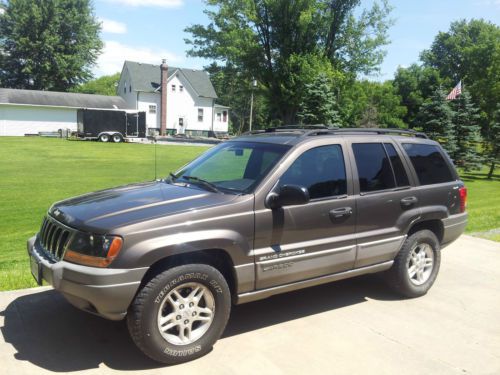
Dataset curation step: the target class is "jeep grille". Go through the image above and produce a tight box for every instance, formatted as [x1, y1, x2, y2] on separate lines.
[38, 216, 72, 262]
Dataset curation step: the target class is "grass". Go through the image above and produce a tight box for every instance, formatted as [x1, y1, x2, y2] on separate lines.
[0, 137, 208, 291]
[0, 137, 498, 291]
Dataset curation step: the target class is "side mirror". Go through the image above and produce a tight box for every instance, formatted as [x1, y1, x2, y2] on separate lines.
[266, 184, 310, 209]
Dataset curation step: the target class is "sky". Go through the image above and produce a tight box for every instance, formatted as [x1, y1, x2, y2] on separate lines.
[93, 0, 500, 80]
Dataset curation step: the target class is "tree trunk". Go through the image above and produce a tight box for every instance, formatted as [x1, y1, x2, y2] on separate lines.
[487, 161, 496, 179]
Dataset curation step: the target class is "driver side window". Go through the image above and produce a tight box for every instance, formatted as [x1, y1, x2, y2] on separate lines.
[278, 145, 347, 199]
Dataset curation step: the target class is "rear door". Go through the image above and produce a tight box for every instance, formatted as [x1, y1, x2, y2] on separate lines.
[348, 139, 419, 268]
[253, 139, 357, 289]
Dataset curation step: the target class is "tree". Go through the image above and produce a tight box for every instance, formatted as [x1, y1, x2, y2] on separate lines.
[297, 73, 341, 126]
[0, 0, 103, 91]
[392, 64, 443, 128]
[185, 0, 393, 124]
[71, 73, 121, 96]
[421, 19, 500, 172]
[206, 63, 269, 133]
[485, 105, 500, 178]
[415, 88, 456, 156]
[451, 90, 483, 171]
[339, 80, 406, 128]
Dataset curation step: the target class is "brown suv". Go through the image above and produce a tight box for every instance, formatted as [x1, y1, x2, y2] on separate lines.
[27, 127, 468, 364]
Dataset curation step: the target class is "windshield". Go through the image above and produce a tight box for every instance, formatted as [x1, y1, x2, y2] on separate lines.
[170, 142, 291, 194]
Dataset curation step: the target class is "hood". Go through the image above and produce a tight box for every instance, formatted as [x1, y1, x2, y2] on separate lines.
[49, 181, 239, 233]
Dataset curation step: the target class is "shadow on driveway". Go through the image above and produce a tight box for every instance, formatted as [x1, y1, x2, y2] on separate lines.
[1, 275, 400, 372]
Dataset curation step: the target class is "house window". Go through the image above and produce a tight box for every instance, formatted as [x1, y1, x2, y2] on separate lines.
[223, 111, 228, 122]
[123, 86, 126, 94]
[149, 105, 157, 114]
[129, 85, 132, 93]
[198, 108, 204, 122]
[179, 118, 184, 126]
[172, 85, 176, 92]
[179, 85, 184, 92]
[216, 112, 222, 122]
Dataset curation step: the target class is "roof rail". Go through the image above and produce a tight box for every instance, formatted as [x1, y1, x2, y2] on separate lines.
[305, 127, 429, 139]
[242, 126, 428, 139]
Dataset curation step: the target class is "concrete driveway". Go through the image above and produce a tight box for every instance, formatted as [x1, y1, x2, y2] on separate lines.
[1, 235, 499, 375]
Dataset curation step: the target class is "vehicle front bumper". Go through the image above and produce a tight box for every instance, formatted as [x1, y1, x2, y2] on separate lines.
[27, 236, 148, 321]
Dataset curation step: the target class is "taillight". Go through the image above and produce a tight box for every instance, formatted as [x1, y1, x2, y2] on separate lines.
[458, 186, 467, 213]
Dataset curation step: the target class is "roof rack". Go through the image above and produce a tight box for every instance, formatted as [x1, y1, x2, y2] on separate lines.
[242, 126, 428, 139]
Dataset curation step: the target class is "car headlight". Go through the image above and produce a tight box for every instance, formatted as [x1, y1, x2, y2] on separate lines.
[63, 233, 123, 267]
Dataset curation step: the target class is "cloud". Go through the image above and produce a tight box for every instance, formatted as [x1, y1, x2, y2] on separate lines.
[100, 18, 127, 34]
[105, 0, 183, 7]
[475, 0, 500, 7]
[0, 8, 4, 15]
[95, 40, 183, 76]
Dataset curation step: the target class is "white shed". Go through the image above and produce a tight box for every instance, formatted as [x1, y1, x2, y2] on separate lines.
[0, 88, 130, 136]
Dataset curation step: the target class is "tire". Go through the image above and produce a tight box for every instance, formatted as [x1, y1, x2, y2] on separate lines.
[99, 134, 110, 142]
[385, 229, 441, 298]
[112, 134, 123, 143]
[127, 264, 231, 364]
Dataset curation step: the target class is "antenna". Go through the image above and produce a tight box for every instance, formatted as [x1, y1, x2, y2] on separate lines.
[154, 137, 158, 180]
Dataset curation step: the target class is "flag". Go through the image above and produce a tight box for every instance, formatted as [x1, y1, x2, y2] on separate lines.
[446, 81, 462, 100]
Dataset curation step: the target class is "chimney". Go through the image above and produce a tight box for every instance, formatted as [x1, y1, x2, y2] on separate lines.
[160, 59, 168, 136]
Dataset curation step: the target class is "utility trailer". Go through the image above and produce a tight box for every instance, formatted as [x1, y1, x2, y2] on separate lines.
[76, 109, 146, 142]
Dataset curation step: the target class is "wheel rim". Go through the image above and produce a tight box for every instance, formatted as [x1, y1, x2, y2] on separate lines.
[407, 243, 434, 286]
[113, 135, 121, 142]
[101, 135, 109, 142]
[157, 282, 215, 346]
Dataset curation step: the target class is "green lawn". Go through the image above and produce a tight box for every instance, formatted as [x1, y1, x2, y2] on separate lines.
[0, 137, 209, 291]
[0, 137, 498, 291]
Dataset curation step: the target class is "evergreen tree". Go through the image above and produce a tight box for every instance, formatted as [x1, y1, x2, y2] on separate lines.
[297, 74, 342, 126]
[416, 88, 456, 156]
[451, 90, 483, 171]
[0, 0, 103, 91]
[485, 104, 500, 179]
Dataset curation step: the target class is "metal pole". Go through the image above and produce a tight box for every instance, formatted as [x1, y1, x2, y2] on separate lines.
[249, 79, 257, 132]
[249, 90, 254, 132]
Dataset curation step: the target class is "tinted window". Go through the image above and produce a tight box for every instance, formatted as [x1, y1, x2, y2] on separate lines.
[402, 143, 454, 185]
[384, 143, 410, 186]
[279, 145, 346, 199]
[352, 143, 396, 192]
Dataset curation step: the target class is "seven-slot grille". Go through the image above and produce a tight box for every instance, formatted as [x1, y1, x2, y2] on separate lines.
[38, 216, 73, 261]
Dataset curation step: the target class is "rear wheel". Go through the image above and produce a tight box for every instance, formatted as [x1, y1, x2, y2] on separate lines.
[99, 134, 110, 142]
[385, 229, 441, 298]
[127, 264, 231, 364]
[112, 134, 123, 143]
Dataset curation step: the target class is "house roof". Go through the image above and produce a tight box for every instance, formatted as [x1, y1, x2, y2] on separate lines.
[0, 88, 130, 109]
[123, 60, 218, 99]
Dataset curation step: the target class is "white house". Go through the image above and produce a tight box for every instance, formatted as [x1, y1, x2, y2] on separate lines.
[118, 60, 229, 136]
[0, 88, 129, 136]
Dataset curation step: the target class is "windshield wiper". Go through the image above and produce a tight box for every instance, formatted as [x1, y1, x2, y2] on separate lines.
[182, 175, 221, 193]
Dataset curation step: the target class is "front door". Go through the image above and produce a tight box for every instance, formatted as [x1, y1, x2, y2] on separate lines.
[254, 142, 357, 289]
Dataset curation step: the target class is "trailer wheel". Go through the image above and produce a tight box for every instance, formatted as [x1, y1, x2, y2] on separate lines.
[99, 134, 110, 142]
[112, 134, 123, 143]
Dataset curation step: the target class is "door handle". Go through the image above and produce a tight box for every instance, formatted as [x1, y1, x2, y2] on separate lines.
[400, 196, 418, 207]
[329, 207, 353, 220]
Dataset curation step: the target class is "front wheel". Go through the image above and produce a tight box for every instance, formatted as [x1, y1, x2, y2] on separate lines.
[127, 264, 231, 364]
[112, 134, 123, 143]
[385, 229, 441, 298]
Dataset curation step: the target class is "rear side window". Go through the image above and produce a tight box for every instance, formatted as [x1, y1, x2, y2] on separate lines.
[384, 143, 410, 187]
[279, 145, 347, 199]
[402, 143, 455, 185]
[352, 143, 396, 192]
